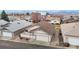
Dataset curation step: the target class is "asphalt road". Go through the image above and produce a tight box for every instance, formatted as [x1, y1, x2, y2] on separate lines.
[0, 40, 58, 49]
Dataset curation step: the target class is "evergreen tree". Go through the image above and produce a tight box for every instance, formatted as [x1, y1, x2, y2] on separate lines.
[1, 10, 10, 22]
[46, 12, 49, 15]
[26, 13, 30, 15]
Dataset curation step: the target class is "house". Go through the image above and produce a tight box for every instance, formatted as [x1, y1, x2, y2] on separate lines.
[46, 15, 61, 24]
[46, 15, 53, 21]
[61, 22, 79, 46]
[20, 21, 55, 42]
[0, 20, 9, 31]
[49, 20, 60, 24]
[20, 21, 61, 45]
[31, 12, 41, 23]
[24, 15, 31, 21]
[1, 20, 32, 40]
[8, 16, 17, 22]
[0, 20, 9, 37]
[0, 20, 8, 28]
[62, 15, 79, 23]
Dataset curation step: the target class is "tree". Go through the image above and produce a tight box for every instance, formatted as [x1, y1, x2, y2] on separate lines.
[46, 12, 49, 15]
[1, 10, 10, 22]
[26, 13, 30, 15]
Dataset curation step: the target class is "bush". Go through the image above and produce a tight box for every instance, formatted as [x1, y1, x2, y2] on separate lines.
[63, 42, 70, 47]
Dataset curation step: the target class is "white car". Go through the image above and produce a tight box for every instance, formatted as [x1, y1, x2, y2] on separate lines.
[49, 20, 60, 24]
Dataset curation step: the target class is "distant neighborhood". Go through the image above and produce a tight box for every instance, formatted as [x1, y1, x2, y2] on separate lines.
[0, 10, 79, 49]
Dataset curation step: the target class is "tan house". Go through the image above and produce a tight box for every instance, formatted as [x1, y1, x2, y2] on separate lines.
[31, 12, 41, 23]
[0, 20, 9, 37]
[63, 15, 79, 23]
[46, 15, 61, 24]
[20, 21, 62, 45]
[61, 22, 79, 46]
[46, 15, 53, 21]
[20, 21, 55, 43]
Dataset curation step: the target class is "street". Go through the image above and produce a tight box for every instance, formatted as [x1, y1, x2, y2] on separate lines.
[0, 40, 58, 49]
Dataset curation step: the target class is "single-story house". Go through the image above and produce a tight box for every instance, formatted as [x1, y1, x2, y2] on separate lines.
[1, 20, 32, 40]
[0, 20, 9, 36]
[8, 16, 17, 22]
[0, 20, 8, 25]
[20, 21, 56, 43]
[61, 22, 79, 46]
[46, 15, 61, 24]
[49, 20, 60, 24]
[62, 15, 79, 23]
[24, 15, 31, 21]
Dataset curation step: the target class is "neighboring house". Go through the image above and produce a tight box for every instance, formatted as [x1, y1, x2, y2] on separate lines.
[46, 15, 53, 21]
[31, 21, 53, 42]
[20, 21, 56, 44]
[63, 15, 71, 21]
[0, 20, 9, 36]
[46, 15, 61, 24]
[0, 19, 8, 26]
[61, 22, 79, 46]
[0, 20, 8, 28]
[62, 15, 79, 23]
[1, 20, 32, 40]
[31, 12, 41, 23]
[49, 20, 60, 24]
[8, 16, 17, 22]
[24, 15, 32, 22]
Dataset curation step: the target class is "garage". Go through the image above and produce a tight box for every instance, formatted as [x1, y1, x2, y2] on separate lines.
[1, 31, 12, 40]
[34, 30, 51, 42]
[3, 32, 12, 37]
[68, 37, 79, 46]
[35, 35, 51, 42]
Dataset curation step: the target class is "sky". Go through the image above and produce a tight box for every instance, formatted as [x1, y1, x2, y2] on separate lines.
[0, 10, 79, 14]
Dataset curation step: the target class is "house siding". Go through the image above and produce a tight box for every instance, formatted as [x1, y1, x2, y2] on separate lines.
[67, 36, 79, 46]
[33, 30, 51, 42]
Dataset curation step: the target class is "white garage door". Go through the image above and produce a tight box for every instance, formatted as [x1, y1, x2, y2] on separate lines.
[68, 37, 79, 45]
[0, 31, 1, 36]
[36, 35, 51, 42]
[3, 32, 12, 37]
[34, 30, 51, 42]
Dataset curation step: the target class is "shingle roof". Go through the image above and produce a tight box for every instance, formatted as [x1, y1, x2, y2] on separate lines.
[61, 22, 79, 37]
[6, 20, 32, 32]
[38, 21, 55, 35]
[0, 20, 8, 26]
[26, 21, 55, 35]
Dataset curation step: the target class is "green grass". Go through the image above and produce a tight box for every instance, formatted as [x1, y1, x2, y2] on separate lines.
[30, 40, 50, 46]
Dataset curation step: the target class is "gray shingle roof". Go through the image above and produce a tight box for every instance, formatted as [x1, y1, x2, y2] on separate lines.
[0, 20, 8, 26]
[6, 20, 32, 32]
